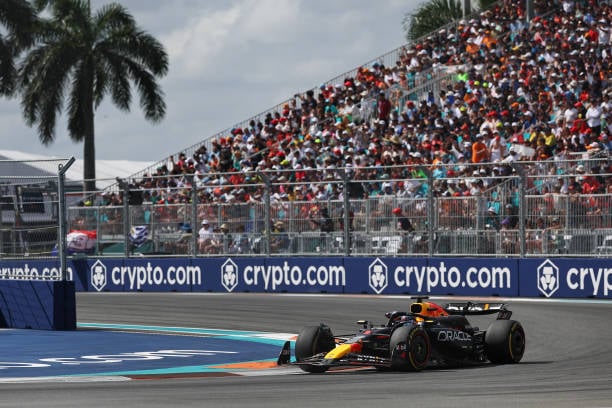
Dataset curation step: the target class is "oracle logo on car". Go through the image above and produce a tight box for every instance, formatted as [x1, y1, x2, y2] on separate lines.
[437, 330, 471, 342]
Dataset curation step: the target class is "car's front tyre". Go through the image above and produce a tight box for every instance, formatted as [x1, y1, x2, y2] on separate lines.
[294, 324, 335, 373]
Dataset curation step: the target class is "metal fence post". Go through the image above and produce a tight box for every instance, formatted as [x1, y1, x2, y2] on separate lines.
[425, 168, 435, 257]
[513, 164, 527, 257]
[342, 169, 350, 256]
[416, 165, 435, 256]
[259, 172, 271, 256]
[115, 178, 130, 258]
[58, 157, 75, 281]
[191, 179, 198, 257]
[476, 195, 487, 254]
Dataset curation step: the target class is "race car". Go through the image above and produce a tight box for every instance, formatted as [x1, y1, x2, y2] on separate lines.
[277, 296, 525, 373]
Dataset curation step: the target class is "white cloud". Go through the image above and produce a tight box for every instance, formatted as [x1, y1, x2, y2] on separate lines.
[164, 0, 304, 80]
[0, 0, 414, 165]
[163, 4, 242, 78]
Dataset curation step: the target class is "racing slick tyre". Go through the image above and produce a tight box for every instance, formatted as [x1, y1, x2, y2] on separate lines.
[389, 325, 431, 371]
[484, 320, 525, 364]
[295, 324, 335, 373]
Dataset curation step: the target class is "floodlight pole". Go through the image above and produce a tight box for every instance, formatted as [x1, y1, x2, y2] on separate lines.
[58, 157, 76, 281]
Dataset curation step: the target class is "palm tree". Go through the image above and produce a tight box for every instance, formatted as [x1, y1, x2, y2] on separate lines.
[19, 0, 168, 193]
[0, 0, 36, 96]
[403, 0, 497, 42]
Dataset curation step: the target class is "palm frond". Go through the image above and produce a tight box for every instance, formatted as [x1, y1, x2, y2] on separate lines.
[16, 0, 168, 190]
[123, 58, 166, 122]
[101, 51, 132, 112]
[404, 0, 465, 42]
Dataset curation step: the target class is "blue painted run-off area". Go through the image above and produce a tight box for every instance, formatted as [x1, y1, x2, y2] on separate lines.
[0, 324, 286, 378]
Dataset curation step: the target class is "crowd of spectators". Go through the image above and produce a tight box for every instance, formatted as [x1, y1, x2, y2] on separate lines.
[102, 0, 611, 223]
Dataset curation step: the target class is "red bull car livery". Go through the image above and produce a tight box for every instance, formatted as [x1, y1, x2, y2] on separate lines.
[278, 296, 525, 372]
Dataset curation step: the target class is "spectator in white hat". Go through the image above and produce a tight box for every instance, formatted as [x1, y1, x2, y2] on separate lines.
[198, 219, 214, 253]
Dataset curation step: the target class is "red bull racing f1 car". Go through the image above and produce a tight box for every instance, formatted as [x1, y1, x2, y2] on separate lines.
[278, 296, 525, 372]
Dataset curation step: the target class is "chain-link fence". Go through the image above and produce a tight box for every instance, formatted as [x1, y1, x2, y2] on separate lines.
[0, 158, 72, 260]
[64, 156, 611, 258]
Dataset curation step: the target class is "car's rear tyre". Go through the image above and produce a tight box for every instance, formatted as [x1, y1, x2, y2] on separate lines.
[294, 324, 335, 373]
[389, 325, 430, 371]
[485, 320, 525, 364]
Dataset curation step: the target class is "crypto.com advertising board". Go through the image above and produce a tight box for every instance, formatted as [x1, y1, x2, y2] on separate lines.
[0, 257, 609, 298]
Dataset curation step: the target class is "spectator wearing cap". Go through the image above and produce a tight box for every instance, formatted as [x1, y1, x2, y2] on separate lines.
[489, 132, 506, 162]
[198, 220, 214, 253]
[218, 223, 232, 253]
[270, 220, 290, 253]
[485, 206, 501, 231]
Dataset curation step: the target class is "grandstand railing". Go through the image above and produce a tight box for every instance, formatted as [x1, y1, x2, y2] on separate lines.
[65, 156, 611, 258]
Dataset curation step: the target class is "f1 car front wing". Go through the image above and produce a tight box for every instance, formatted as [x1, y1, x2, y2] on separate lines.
[277, 341, 392, 369]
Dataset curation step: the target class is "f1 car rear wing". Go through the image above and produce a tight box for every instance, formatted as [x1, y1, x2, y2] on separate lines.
[444, 302, 512, 320]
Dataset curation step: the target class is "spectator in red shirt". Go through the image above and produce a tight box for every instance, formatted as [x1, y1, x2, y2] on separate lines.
[377, 91, 391, 122]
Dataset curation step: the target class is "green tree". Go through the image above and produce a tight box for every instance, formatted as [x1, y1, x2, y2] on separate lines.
[403, 0, 497, 42]
[19, 0, 168, 192]
[0, 0, 36, 95]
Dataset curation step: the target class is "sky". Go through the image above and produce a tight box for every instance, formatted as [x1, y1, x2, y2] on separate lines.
[0, 0, 416, 163]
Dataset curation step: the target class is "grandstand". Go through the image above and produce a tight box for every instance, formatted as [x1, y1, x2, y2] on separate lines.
[64, 0, 610, 259]
[104, 0, 610, 189]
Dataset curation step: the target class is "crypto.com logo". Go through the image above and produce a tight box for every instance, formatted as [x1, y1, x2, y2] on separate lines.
[369, 258, 388, 294]
[91, 260, 107, 292]
[537, 259, 559, 298]
[222, 258, 238, 292]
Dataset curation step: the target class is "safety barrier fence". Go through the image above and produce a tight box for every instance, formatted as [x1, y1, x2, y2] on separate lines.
[47, 156, 611, 260]
[0, 256, 608, 299]
[0, 158, 73, 263]
[0, 158, 77, 331]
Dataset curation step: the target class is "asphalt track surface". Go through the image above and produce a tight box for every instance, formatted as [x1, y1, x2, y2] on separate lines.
[2, 293, 612, 408]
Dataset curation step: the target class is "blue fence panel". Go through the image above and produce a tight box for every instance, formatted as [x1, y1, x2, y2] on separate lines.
[1, 256, 609, 298]
[69, 258, 200, 292]
[208, 257, 346, 293]
[519, 258, 611, 299]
